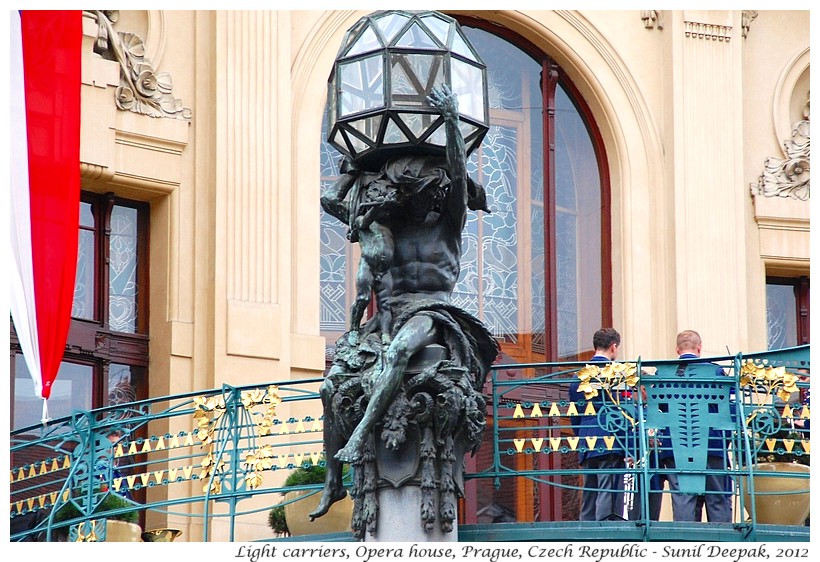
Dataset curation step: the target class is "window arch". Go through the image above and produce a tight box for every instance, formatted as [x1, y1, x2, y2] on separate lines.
[319, 17, 611, 365]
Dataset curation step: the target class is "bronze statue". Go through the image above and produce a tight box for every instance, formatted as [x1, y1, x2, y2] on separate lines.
[313, 85, 499, 538]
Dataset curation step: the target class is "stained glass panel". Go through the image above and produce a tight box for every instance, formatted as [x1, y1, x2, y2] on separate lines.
[109, 206, 138, 333]
[73, 202, 95, 320]
[766, 283, 797, 350]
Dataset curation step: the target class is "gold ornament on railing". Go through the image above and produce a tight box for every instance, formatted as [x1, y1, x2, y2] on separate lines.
[193, 395, 227, 494]
[575, 362, 639, 425]
[240, 385, 282, 437]
[739, 361, 799, 402]
[740, 360, 801, 425]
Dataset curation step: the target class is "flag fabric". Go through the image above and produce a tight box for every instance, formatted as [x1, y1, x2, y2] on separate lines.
[10, 10, 82, 408]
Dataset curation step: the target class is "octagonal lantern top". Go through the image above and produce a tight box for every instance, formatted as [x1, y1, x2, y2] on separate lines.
[327, 10, 489, 170]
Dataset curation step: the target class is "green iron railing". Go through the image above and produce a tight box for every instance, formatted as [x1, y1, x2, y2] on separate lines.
[9, 346, 809, 542]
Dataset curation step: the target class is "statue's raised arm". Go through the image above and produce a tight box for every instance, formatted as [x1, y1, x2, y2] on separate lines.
[427, 85, 469, 233]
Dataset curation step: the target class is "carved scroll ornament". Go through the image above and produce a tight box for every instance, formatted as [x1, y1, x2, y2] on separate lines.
[753, 99, 810, 200]
[87, 10, 191, 120]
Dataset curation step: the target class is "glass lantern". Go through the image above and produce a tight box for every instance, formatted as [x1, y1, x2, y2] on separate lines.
[327, 10, 489, 170]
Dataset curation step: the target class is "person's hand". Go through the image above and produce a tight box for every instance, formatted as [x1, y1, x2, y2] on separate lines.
[427, 84, 459, 119]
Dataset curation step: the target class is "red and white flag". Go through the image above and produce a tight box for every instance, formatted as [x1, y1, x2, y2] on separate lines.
[10, 10, 82, 420]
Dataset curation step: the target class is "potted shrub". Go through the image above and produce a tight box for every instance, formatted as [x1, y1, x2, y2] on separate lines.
[268, 464, 352, 537]
[52, 491, 141, 541]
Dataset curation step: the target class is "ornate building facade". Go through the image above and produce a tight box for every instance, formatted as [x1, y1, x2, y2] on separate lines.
[10, 10, 809, 540]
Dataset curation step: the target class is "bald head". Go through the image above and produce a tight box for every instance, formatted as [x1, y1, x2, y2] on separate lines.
[676, 330, 702, 356]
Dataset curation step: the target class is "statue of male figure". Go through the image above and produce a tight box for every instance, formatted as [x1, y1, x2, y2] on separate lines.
[311, 85, 497, 520]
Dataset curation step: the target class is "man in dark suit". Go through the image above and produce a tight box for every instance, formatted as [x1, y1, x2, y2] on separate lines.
[568, 328, 629, 521]
[652, 330, 732, 522]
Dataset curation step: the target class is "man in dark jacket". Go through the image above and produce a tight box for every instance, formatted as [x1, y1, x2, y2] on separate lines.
[568, 328, 629, 521]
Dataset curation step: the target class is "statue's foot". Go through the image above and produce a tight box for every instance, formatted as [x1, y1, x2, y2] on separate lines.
[335, 442, 361, 463]
[308, 487, 348, 521]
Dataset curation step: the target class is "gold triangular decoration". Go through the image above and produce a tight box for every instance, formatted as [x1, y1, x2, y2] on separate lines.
[531, 438, 544, 452]
[169, 468, 179, 482]
[16, 468, 25, 482]
[140, 472, 150, 486]
[155, 436, 166, 451]
[114, 444, 125, 458]
[567, 437, 580, 450]
[295, 420, 306, 433]
[783, 439, 795, 453]
[127, 474, 138, 488]
[550, 437, 562, 451]
[51, 458, 60, 472]
[141, 440, 152, 454]
[548, 403, 561, 416]
[310, 451, 322, 465]
[765, 438, 776, 452]
[39, 462, 47, 476]
[514, 438, 526, 453]
[113, 478, 123, 492]
[278, 454, 289, 469]
[170, 435, 181, 449]
[584, 402, 596, 415]
[182, 465, 193, 480]
[603, 436, 616, 450]
[28, 466, 36, 479]
[154, 470, 165, 484]
[801, 440, 810, 454]
[513, 404, 525, 419]
[585, 436, 597, 449]
[37, 495, 46, 508]
[782, 405, 793, 419]
[311, 419, 322, 432]
[530, 404, 543, 418]
[566, 403, 578, 416]
[128, 442, 138, 455]
[184, 433, 195, 447]
[293, 452, 305, 467]
[280, 422, 290, 434]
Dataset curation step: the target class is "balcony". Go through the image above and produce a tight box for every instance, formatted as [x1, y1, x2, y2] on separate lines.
[10, 346, 809, 542]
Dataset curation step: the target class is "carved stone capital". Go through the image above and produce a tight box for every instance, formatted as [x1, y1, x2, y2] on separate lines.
[85, 10, 191, 120]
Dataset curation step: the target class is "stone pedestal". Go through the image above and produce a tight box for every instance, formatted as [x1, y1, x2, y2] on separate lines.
[365, 485, 457, 542]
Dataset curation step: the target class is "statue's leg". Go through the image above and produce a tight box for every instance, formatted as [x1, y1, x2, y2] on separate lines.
[348, 261, 374, 343]
[336, 314, 437, 463]
[309, 376, 348, 520]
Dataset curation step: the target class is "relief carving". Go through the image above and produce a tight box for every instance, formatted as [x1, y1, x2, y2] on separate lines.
[742, 10, 758, 39]
[86, 10, 191, 120]
[641, 10, 663, 30]
[753, 98, 810, 200]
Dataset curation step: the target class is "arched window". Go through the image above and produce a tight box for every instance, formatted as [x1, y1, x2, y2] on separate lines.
[319, 18, 611, 366]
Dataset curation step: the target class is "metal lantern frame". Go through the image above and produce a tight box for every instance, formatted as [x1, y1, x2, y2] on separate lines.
[327, 10, 490, 170]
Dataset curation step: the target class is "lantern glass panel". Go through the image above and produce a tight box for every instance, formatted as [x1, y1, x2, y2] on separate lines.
[351, 114, 383, 144]
[339, 55, 385, 117]
[427, 123, 447, 147]
[390, 53, 445, 108]
[384, 116, 411, 144]
[398, 112, 439, 140]
[451, 58, 485, 122]
[344, 128, 370, 154]
[420, 14, 450, 46]
[395, 21, 439, 49]
[450, 28, 479, 63]
[374, 12, 411, 44]
[347, 24, 383, 57]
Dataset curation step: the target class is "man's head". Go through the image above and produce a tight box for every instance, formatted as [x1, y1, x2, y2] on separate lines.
[593, 328, 621, 360]
[676, 329, 702, 357]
